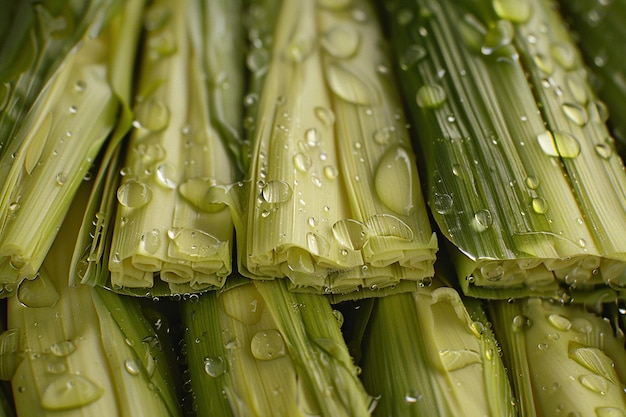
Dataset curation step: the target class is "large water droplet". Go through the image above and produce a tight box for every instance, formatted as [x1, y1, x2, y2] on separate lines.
[17, 274, 60, 308]
[481, 20, 515, 55]
[551, 43, 576, 70]
[322, 24, 360, 58]
[247, 48, 270, 73]
[416, 84, 446, 108]
[492, 0, 531, 22]
[399, 45, 427, 70]
[140, 229, 161, 254]
[287, 247, 315, 274]
[305, 128, 320, 146]
[566, 73, 588, 104]
[155, 163, 178, 189]
[133, 98, 170, 132]
[41, 375, 104, 410]
[261, 181, 293, 203]
[578, 374, 609, 394]
[562, 103, 589, 126]
[537, 131, 581, 158]
[332, 219, 368, 250]
[433, 192, 453, 214]
[439, 349, 481, 371]
[366, 214, 414, 240]
[307, 232, 330, 257]
[251, 329, 286, 360]
[203, 356, 226, 377]
[547, 314, 572, 331]
[168, 227, 221, 258]
[472, 209, 493, 232]
[50, 341, 76, 357]
[596, 407, 626, 417]
[531, 197, 548, 214]
[569, 343, 617, 384]
[117, 180, 153, 209]
[326, 63, 378, 105]
[314, 106, 335, 126]
[293, 153, 312, 172]
[375, 145, 415, 215]
[594, 139, 614, 160]
[222, 285, 265, 325]
[124, 358, 141, 375]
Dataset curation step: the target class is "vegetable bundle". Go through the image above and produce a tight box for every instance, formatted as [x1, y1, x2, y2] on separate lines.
[0, 0, 624, 416]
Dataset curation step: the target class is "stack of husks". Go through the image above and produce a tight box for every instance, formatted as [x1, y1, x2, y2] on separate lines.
[0, 0, 624, 416]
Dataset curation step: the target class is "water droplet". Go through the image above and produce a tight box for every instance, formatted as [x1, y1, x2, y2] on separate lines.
[472, 209, 493, 232]
[222, 285, 265, 325]
[532, 197, 548, 214]
[562, 103, 589, 126]
[17, 275, 60, 308]
[590, 101, 610, 123]
[375, 145, 415, 215]
[247, 48, 269, 73]
[433, 192, 453, 214]
[322, 24, 360, 58]
[124, 358, 141, 375]
[314, 107, 335, 126]
[534, 54, 554, 75]
[74, 80, 86, 93]
[551, 43, 576, 70]
[140, 229, 161, 254]
[261, 181, 293, 203]
[399, 44, 427, 70]
[480, 263, 504, 281]
[307, 232, 329, 256]
[569, 343, 617, 383]
[565, 73, 588, 104]
[133, 97, 170, 132]
[512, 315, 532, 330]
[366, 214, 414, 240]
[287, 247, 315, 273]
[439, 349, 481, 371]
[203, 356, 226, 377]
[404, 390, 423, 403]
[492, 0, 531, 22]
[293, 152, 312, 172]
[154, 163, 177, 189]
[251, 329, 286, 360]
[373, 127, 396, 145]
[525, 176, 540, 189]
[117, 180, 153, 208]
[595, 140, 613, 159]
[41, 375, 104, 410]
[285, 34, 314, 62]
[134, 143, 165, 165]
[537, 131, 581, 158]
[332, 219, 368, 250]
[310, 175, 323, 188]
[305, 128, 320, 146]
[596, 407, 626, 417]
[548, 314, 572, 331]
[50, 341, 76, 357]
[323, 165, 338, 179]
[416, 84, 446, 108]
[481, 19, 515, 55]
[168, 227, 221, 259]
[326, 63, 378, 105]
[579, 374, 608, 394]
